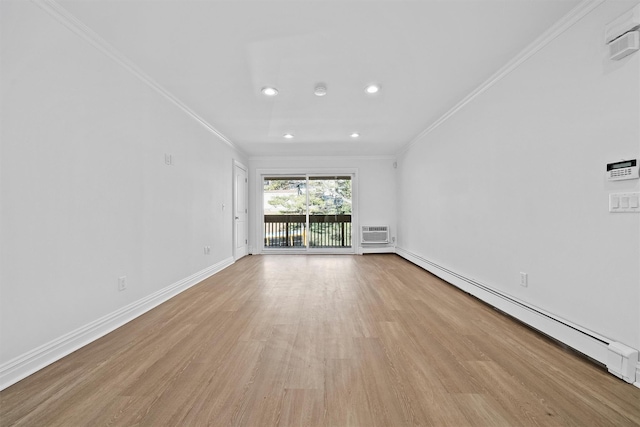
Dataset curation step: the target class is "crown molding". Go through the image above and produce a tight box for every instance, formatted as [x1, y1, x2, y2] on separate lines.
[398, 0, 605, 156]
[249, 154, 396, 162]
[31, 0, 244, 156]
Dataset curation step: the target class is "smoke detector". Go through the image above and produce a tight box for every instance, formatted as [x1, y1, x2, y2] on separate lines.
[314, 84, 327, 97]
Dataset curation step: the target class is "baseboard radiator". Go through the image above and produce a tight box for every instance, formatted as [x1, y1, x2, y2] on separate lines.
[608, 342, 639, 383]
[396, 247, 639, 386]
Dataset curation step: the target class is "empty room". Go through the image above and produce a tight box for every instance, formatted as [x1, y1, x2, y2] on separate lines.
[1, 0, 640, 425]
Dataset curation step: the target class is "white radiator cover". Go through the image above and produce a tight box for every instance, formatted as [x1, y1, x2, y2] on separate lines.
[607, 342, 638, 383]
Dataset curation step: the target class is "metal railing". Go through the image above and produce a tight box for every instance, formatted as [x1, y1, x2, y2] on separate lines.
[264, 214, 352, 248]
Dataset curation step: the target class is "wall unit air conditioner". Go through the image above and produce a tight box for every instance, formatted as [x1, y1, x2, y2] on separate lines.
[361, 226, 389, 244]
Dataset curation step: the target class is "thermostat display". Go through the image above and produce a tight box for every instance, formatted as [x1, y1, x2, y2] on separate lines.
[606, 159, 639, 181]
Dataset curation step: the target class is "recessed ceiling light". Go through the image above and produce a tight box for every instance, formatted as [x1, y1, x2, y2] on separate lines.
[365, 84, 380, 94]
[314, 84, 327, 97]
[261, 87, 278, 96]
[283, 133, 294, 139]
[350, 132, 360, 138]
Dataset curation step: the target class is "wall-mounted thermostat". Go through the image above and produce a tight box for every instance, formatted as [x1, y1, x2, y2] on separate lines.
[606, 159, 638, 181]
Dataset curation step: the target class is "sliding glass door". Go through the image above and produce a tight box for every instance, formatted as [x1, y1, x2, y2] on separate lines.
[263, 177, 308, 248]
[307, 176, 352, 248]
[263, 175, 352, 252]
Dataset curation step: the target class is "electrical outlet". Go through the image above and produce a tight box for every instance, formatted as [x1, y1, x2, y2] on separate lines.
[204, 246, 211, 255]
[520, 272, 528, 288]
[118, 276, 127, 291]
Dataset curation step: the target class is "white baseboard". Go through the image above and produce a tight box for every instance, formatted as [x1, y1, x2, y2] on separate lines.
[395, 247, 613, 366]
[0, 257, 234, 391]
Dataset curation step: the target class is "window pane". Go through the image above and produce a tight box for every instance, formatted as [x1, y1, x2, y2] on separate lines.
[263, 178, 307, 248]
[308, 177, 352, 248]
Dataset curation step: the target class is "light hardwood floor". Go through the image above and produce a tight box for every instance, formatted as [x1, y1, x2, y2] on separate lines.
[2, 254, 639, 426]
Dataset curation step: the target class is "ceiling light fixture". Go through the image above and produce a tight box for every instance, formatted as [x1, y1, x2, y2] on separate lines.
[261, 86, 278, 96]
[314, 84, 327, 97]
[350, 132, 360, 138]
[283, 133, 294, 139]
[364, 84, 380, 94]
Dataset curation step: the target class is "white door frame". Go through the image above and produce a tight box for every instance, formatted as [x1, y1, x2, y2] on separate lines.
[255, 168, 358, 255]
[233, 160, 249, 261]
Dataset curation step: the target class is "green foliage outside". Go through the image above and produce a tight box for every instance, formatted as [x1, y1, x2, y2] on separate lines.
[264, 178, 352, 215]
[264, 178, 352, 247]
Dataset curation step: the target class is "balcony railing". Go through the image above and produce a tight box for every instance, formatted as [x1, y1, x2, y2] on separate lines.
[264, 214, 352, 248]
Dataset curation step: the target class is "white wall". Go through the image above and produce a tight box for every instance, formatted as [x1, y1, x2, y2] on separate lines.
[248, 156, 397, 253]
[397, 0, 640, 353]
[0, 1, 245, 383]
[3, 0, 639, 390]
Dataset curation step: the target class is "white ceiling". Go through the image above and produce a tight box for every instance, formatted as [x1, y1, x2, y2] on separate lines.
[58, 0, 581, 157]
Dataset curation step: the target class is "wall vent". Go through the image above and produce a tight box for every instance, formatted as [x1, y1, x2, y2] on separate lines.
[607, 342, 638, 383]
[609, 31, 640, 61]
[605, 5, 640, 61]
[361, 226, 389, 244]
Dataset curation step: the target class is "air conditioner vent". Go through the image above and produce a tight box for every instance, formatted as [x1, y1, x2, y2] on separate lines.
[609, 30, 639, 60]
[361, 226, 389, 244]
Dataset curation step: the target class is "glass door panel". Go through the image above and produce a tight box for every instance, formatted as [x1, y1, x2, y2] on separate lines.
[263, 177, 307, 248]
[263, 175, 352, 251]
[308, 176, 352, 249]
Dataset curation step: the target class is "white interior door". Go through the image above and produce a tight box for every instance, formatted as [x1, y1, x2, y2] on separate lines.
[234, 162, 248, 259]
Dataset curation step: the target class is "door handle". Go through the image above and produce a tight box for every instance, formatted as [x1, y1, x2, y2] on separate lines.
[235, 216, 239, 220]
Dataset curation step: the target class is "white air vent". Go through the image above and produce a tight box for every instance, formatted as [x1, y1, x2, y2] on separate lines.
[607, 342, 638, 383]
[361, 226, 389, 244]
[609, 31, 640, 60]
[605, 5, 640, 61]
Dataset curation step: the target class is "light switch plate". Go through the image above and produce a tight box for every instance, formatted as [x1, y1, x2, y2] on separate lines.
[610, 192, 640, 213]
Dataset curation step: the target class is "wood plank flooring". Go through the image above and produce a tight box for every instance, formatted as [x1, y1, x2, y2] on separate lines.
[2, 254, 640, 426]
